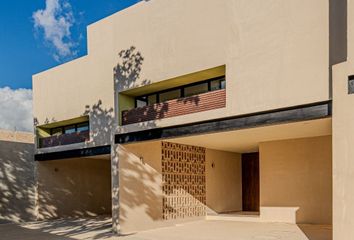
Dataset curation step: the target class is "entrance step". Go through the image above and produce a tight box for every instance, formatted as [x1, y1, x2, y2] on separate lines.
[207, 207, 299, 224]
[207, 211, 260, 222]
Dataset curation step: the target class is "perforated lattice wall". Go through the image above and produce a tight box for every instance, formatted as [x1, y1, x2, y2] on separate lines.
[161, 142, 206, 220]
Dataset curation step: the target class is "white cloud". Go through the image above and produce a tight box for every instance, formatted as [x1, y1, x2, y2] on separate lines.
[33, 0, 76, 61]
[0, 87, 33, 132]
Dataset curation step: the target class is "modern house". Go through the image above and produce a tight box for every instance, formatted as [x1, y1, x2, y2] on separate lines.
[32, 0, 354, 239]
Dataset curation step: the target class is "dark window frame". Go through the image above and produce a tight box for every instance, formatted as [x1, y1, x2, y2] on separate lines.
[64, 125, 76, 134]
[184, 82, 209, 98]
[158, 88, 182, 103]
[134, 76, 226, 107]
[77, 122, 89, 131]
[49, 121, 90, 136]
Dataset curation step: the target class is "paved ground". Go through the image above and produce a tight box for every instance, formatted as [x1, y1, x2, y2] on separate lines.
[0, 217, 113, 240]
[0, 217, 332, 240]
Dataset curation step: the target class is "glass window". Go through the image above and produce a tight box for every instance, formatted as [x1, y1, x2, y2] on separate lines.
[136, 97, 147, 108]
[159, 89, 181, 102]
[77, 122, 89, 132]
[148, 94, 157, 105]
[184, 83, 208, 97]
[210, 78, 226, 91]
[51, 127, 62, 136]
[133, 76, 226, 106]
[64, 125, 76, 134]
[210, 80, 221, 91]
[220, 79, 226, 89]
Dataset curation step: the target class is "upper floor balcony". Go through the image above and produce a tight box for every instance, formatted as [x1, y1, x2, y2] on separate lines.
[37, 120, 90, 149]
[121, 76, 226, 125]
[39, 130, 90, 149]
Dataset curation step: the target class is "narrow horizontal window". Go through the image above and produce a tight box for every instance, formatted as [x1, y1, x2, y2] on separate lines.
[148, 94, 157, 105]
[64, 125, 76, 134]
[159, 89, 181, 102]
[77, 122, 89, 132]
[134, 76, 226, 107]
[185, 83, 208, 97]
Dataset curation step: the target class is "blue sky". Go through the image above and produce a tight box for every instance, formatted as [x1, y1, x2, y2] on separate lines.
[0, 0, 139, 89]
[0, 0, 140, 131]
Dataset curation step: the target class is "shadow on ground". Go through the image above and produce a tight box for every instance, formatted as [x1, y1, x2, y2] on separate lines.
[0, 216, 116, 240]
[0, 219, 332, 240]
[1, 223, 74, 240]
[298, 224, 332, 240]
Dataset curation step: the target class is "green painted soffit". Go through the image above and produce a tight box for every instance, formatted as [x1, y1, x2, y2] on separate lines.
[118, 94, 135, 125]
[37, 116, 89, 130]
[121, 65, 226, 97]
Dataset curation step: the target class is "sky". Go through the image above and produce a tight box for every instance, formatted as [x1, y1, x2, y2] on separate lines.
[0, 0, 140, 132]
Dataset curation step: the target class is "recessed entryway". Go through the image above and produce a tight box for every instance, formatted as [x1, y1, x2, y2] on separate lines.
[117, 118, 332, 238]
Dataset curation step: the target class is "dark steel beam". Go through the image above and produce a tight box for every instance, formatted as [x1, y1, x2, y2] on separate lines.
[35, 145, 111, 161]
[116, 101, 331, 144]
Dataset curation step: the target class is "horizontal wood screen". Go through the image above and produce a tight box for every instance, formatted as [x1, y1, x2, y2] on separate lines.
[122, 89, 226, 125]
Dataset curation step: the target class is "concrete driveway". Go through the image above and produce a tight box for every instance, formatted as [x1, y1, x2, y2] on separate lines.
[0, 217, 331, 240]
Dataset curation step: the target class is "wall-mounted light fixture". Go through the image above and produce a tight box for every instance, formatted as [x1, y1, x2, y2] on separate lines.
[348, 75, 354, 94]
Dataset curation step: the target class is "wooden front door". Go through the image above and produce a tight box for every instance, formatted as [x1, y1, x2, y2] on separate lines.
[242, 152, 260, 212]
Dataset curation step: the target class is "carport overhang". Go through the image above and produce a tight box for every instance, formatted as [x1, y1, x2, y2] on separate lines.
[112, 101, 332, 233]
[166, 117, 331, 152]
[115, 101, 331, 146]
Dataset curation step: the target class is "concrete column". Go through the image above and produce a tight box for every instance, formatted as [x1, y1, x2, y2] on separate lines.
[112, 58, 120, 233]
[111, 143, 120, 234]
[332, 2, 354, 239]
[333, 61, 354, 240]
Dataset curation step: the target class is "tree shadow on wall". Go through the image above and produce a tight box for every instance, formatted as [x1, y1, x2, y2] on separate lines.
[34, 99, 114, 148]
[114, 46, 203, 130]
[177, 95, 201, 105]
[33, 102, 114, 237]
[121, 102, 170, 126]
[122, 94, 201, 127]
[83, 100, 114, 147]
[0, 140, 36, 223]
[114, 46, 171, 130]
[114, 46, 150, 91]
[115, 144, 162, 234]
[35, 157, 113, 239]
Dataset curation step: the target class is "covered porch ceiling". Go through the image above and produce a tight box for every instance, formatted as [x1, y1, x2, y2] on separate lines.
[167, 118, 331, 153]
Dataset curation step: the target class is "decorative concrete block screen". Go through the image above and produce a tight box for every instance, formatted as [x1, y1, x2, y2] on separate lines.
[161, 142, 206, 220]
